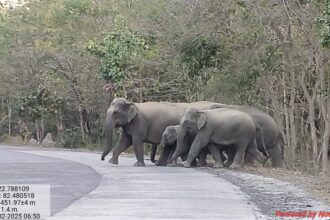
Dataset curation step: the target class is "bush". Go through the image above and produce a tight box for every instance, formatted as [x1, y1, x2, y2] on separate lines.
[63, 128, 86, 149]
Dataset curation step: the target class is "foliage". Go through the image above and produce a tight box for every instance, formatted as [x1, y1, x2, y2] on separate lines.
[63, 127, 85, 148]
[317, 0, 330, 48]
[86, 15, 150, 83]
[16, 86, 66, 121]
[0, 0, 329, 174]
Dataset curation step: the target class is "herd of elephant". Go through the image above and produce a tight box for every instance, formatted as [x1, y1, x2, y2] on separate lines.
[101, 98, 284, 169]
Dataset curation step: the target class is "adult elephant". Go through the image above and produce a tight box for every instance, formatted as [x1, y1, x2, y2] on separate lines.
[100, 98, 216, 166]
[210, 104, 284, 167]
[170, 108, 268, 168]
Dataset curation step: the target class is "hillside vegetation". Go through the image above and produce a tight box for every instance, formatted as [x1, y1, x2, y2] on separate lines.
[0, 0, 329, 175]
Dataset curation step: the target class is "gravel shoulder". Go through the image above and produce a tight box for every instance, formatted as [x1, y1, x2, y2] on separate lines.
[243, 166, 330, 206]
[199, 166, 329, 219]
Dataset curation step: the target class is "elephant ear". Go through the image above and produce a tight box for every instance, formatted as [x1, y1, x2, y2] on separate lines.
[197, 112, 207, 130]
[127, 103, 138, 123]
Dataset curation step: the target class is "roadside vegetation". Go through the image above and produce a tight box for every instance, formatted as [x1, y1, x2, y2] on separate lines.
[0, 0, 329, 176]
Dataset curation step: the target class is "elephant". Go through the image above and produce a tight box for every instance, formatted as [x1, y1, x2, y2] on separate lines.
[154, 125, 179, 166]
[155, 124, 229, 167]
[210, 103, 284, 167]
[101, 98, 217, 166]
[170, 108, 269, 168]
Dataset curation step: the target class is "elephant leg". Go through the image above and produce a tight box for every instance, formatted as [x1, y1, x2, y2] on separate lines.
[197, 149, 208, 167]
[230, 142, 249, 169]
[207, 144, 223, 168]
[167, 148, 174, 164]
[150, 144, 157, 163]
[110, 133, 132, 164]
[185, 134, 208, 167]
[244, 151, 255, 166]
[133, 139, 145, 166]
[191, 158, 198, 167]
[268, 144, 284, 168]
[156, 145, 174, 166]
[181, 153, 197, 165]
[223, 146, 235, 167]
[247, 139, 268, 165]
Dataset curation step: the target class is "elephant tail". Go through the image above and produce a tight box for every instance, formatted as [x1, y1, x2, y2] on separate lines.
[256, 123, 270, 159]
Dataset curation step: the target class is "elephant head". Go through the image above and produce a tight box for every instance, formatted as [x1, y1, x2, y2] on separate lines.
[101, 98, 138, 160]
[170, 108, 207, 162]
[160, 125, 179, 147]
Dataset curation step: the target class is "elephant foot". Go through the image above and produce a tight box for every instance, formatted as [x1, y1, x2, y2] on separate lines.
[230, 163, 243, 169]
[167, 163, 183, 167]
[134, 161, 145, 167]
[183, 161, 191, 168]
[155, 161, 167, 166]
[197, 161, 207, 167]
[191, 160, 198, 167]
[214, 162, 223, 169]
[109, 157, 118, 164]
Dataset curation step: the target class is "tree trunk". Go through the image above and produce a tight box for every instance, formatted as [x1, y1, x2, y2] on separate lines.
[1, 96, 4, 114]
[318, 62, 329, 176]
[35, 119, 41, 143]
[321, 103, 330, 176]
[300, 72, 319, 172]
[7, 102, 11, 136]
[41, 117, 44, 141]
[289, 72, 297, 165]
[79, 106, 85, 140]
[49, 58, 91, 138]
[56, 114, 65, 146]
[283, 75, 291, 166]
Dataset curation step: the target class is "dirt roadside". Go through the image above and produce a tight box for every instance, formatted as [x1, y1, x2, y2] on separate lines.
[200, 165, 330, 219]
[244, 166, 330, 206]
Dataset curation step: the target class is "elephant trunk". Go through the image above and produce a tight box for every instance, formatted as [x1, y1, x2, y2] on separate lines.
[101, 114, 114, 160]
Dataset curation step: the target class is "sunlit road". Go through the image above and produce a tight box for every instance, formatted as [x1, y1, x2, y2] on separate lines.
[0, 145, 265, 220]
[0, 145, 101, 216]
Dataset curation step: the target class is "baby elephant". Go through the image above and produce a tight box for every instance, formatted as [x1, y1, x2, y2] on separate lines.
[171, 108, 268, 169]
[157, 125, 227, 167]
[155, 125, 179, 166]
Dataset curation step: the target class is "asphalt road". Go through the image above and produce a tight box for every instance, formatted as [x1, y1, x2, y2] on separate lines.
[0, 145, 101, 216]
[0, 145, 329, 220]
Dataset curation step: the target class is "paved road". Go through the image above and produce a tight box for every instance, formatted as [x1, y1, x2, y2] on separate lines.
[0, 145, 101, 215]
[0, 145, 263, 220]
[1, 145, 328, 220]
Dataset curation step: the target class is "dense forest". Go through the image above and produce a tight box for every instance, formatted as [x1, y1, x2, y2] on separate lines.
[0, 0, 329, 175]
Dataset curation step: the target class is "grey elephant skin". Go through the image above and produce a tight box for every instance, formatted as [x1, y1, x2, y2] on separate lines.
[156, 125, 228, 167]
[101, 98, 217, 166]
[152, 125, 203, 166]
[210, 104, 284, 167]
[171, 108, 268, 168]
[155, 125, 179, 166]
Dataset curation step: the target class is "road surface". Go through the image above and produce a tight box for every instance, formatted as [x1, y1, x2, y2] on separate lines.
[0, 145, 328, 220]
